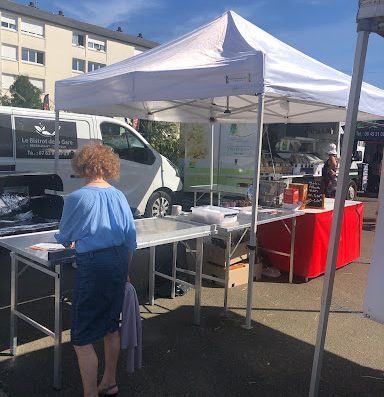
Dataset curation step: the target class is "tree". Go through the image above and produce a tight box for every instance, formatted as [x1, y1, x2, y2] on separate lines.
[138, 120, 181, 165]
[1, 75, 42, 109]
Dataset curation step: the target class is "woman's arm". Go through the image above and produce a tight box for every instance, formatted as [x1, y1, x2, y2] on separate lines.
[54, 193, 84, 247]
[330, 156, 337, 169]
[123, 199, 137, 252]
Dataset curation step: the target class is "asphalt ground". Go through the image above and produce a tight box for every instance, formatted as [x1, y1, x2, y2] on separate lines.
[0, 196, 383, 396]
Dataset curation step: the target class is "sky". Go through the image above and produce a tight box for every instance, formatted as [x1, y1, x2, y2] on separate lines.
[13, 0, 384, 88]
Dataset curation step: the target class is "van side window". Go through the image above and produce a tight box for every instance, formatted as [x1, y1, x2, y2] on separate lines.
[0, 114, 13, 158]
[100, 122, 155, 165]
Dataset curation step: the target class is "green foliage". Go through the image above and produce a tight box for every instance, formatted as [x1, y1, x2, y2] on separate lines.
[138, 120, 181, 164]
[1, 75, 42, 109]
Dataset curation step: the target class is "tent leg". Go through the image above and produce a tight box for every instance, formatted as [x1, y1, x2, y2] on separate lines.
[309, 29, 370, 397]
[244, 93, 265, 330]
[54, 110, 60, 175]
[210, 122, 215, 205]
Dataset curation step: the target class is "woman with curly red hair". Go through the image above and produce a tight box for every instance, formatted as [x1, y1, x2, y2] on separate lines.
[55, 144, 136, 397]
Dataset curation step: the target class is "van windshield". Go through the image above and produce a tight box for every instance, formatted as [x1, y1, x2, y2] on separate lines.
[101, 122, 131, 150]
[100, 122, 155, 165]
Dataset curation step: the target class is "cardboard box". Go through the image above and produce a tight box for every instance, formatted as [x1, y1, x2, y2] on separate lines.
[203, 262, 249, 288]
[289, 183, 308, 209]
[204, 240, 248, 267]
[289, 183, 308, 201]
[283, 188, 299, 204]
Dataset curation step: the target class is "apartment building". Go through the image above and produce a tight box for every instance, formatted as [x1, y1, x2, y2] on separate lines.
[0, 0, 157, 105]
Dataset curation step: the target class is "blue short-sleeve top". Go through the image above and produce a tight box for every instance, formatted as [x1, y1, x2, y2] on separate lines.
[55, 186, 137, 253]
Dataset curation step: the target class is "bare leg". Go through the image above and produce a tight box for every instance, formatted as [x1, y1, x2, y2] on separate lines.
[98, 330, 120, 394]
[74, 344, 98, 397]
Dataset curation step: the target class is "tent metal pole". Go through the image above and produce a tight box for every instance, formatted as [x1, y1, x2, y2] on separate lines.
[309, 29, 370, 397]
[244, 93, 265, 329]
[54, 110, 60, 175]
[210, 121, 215, 205]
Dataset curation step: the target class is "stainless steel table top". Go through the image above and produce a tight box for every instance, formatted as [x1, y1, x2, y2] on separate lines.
[135, 217, 213, 249]
[0, 217, 214, 267]
[0, 230, 70, 267]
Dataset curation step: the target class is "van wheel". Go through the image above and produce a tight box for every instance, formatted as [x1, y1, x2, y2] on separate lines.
[145, 191, 172, 217]
[347, 181, 357, 200]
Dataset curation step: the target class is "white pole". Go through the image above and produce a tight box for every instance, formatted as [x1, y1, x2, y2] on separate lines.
[210, 121, 215, 205]
[54, 110, 60, 175]
[309, 29, 370, 397]
[245, 93, 265, 329]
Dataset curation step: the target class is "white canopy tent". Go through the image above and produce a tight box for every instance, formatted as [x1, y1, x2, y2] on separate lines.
[56, 11, 384, 123]
[55, 9, 384, 395]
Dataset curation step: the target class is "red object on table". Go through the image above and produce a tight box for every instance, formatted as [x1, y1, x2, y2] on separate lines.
[257, 201, 364, 279]
[283, 188, 299, 204]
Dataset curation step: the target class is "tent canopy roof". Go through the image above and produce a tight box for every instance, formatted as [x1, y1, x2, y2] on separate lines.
[55, 10, 384, 123]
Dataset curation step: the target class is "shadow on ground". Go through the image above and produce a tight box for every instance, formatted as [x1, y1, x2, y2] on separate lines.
[1, 298, 384, 396]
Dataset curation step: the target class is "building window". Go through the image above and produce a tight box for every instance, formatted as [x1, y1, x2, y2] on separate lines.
[72, 58, 85, 72]
[72, 33, 84, 47]
[21, 19, 44, 37]
[1, 74, 16, 90]
[1, 44, 18, 60]
[88, 61, 106, 72]
[88, 37, 106, 52]
[29, 78, 44, 92]
[22, 48, 44, 65]
[1, 14, 17, 31]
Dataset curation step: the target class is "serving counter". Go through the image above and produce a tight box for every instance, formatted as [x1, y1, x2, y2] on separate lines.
[257, 199, 364, 280]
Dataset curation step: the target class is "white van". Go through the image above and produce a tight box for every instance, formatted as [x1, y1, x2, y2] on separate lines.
[0, 106, 182, 217]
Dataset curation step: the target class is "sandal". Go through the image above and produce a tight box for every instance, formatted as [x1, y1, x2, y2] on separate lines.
[98, 384, 118, 397]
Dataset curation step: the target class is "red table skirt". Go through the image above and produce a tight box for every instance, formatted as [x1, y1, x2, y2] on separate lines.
[257, 202, 364, 279]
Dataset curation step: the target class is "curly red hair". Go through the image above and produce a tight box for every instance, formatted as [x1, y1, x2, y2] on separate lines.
[72, 144, 120, 180]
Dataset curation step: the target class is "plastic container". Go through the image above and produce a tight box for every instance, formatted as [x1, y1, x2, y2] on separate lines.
[171, 205, 182, 216]
[191, 207, 227, 224]
[197, 205, 238, 217]
[191, 207, 208, 223]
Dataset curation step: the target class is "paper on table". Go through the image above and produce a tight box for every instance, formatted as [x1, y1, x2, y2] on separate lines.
[30, 243, 66, 251]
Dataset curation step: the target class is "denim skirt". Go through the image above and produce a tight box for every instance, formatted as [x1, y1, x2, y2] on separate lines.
[71, 245, 129, 346]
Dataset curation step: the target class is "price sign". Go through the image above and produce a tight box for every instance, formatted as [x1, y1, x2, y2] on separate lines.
[306, 180, 325, 209]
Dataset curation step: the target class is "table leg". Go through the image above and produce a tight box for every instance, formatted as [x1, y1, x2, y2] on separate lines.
[171, 242, 177, 299]
[194, 237, 203, 326]
[148, 246, 156, 305]
[10, 252, 18, 356]
[223, 233, 232, 315]
[218, 192, 221, 206]
[194, 192, 197, 207]
[53, 264, 63, 390]
[289, 217, 297, 284]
